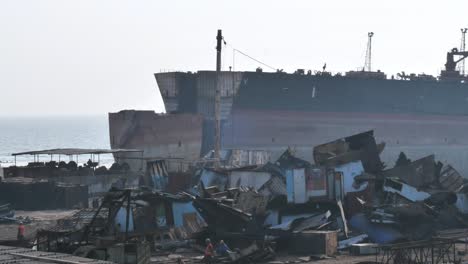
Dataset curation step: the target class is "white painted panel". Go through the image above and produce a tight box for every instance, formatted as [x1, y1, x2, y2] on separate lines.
[293, 168, 307, 203]
[334, 161, 368, 194]
[384, 180, 430, 202]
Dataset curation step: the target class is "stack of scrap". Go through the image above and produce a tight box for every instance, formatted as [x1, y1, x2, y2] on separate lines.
[382, 155, 437, 189]
[36, 208, 109, 252]
[0, 177, 88, 210]
[189, 130, 468, 261]
[192, 146, 365, 259]
[233, 189, 269, 215]
[347, 149, 468, 245]
[34, 130, 468, 263]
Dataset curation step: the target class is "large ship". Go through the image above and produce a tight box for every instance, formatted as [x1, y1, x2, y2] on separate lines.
[109, 33, 468, 175]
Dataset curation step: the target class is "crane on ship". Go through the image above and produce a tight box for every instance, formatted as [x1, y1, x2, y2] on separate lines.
[363, 32, 374, 72]
[459, 28, 468, 75]
[439, 29, 468, 80]
[444, 48, 468, 72]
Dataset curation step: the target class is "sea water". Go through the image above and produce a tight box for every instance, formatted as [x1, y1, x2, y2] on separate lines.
[0, 115, 114, 167]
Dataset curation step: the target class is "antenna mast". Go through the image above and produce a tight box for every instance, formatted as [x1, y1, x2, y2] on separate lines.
[364, 32, 374, 72]
[460, 28, 468, 75]
[214, 30, 222, 167]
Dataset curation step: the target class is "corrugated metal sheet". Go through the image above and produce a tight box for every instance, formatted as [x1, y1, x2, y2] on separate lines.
[146, 160, 168, 190]
[258, 176, 287, 196]
[439, 165, 464, 192]
[228, 149, 271, 166]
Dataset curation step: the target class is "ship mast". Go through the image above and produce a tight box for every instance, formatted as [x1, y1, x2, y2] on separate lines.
[364, 32, 374, 72]
[460, 28, 467, 76]
[214, 30, 222, 167]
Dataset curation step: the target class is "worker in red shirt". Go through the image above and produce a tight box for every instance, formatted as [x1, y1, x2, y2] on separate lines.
[203, 238, 214, 264]
[17, 222, 25, 241]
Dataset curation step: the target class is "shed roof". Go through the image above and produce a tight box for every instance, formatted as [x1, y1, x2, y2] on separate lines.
[12, 148, 143, 156]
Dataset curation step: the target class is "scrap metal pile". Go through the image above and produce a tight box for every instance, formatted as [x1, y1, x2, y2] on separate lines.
[35, 130, 468, 263]
[180, 130, 468, 262]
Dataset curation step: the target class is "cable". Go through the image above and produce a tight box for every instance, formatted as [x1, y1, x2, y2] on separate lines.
[233, 49, 277, 71]
[223, 39, 277, 71]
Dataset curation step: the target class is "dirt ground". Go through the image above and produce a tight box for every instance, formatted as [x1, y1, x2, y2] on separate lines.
[0, 210, 76, 241]
[150, 243, 468, 264]
[3, 211, 468, 264]
[277, 253, 376, 264]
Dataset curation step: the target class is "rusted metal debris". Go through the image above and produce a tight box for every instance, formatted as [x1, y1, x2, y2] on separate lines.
[27, 130, 468, 264]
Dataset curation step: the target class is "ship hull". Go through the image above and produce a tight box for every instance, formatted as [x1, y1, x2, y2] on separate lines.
[108, 70, 468, 175]
[223, 109, 468, 175]
[108, 110, 204, 171]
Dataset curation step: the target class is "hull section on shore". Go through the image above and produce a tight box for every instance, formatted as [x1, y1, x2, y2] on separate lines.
[108, 110, 203, 171]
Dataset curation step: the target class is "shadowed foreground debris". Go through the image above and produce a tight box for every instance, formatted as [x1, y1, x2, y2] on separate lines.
[3, 131, 468, 263]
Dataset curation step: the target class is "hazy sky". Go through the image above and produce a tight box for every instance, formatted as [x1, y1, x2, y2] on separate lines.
[1, 0, 468, 116]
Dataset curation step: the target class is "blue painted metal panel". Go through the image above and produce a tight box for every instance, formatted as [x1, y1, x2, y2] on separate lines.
[349, 213, 404, 244]
[115, 207, 135, 232]
[172, 201, 202, 227]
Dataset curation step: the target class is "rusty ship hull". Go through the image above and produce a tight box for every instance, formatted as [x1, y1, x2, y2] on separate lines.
[109, 70, 468, 174]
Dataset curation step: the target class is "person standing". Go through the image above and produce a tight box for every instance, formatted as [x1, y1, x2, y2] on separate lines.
[17, 222, 25, 241]
[204, 238, 214, 264]
[216, 240, 231, 256]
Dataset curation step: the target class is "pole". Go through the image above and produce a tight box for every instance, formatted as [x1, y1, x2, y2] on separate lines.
[214, 29, 222, 167]
[367, 32, 374, 72]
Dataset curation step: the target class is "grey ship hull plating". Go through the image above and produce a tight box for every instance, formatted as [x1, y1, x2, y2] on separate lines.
[109, 70, 468, 175]
[158, 71, 468, 172]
